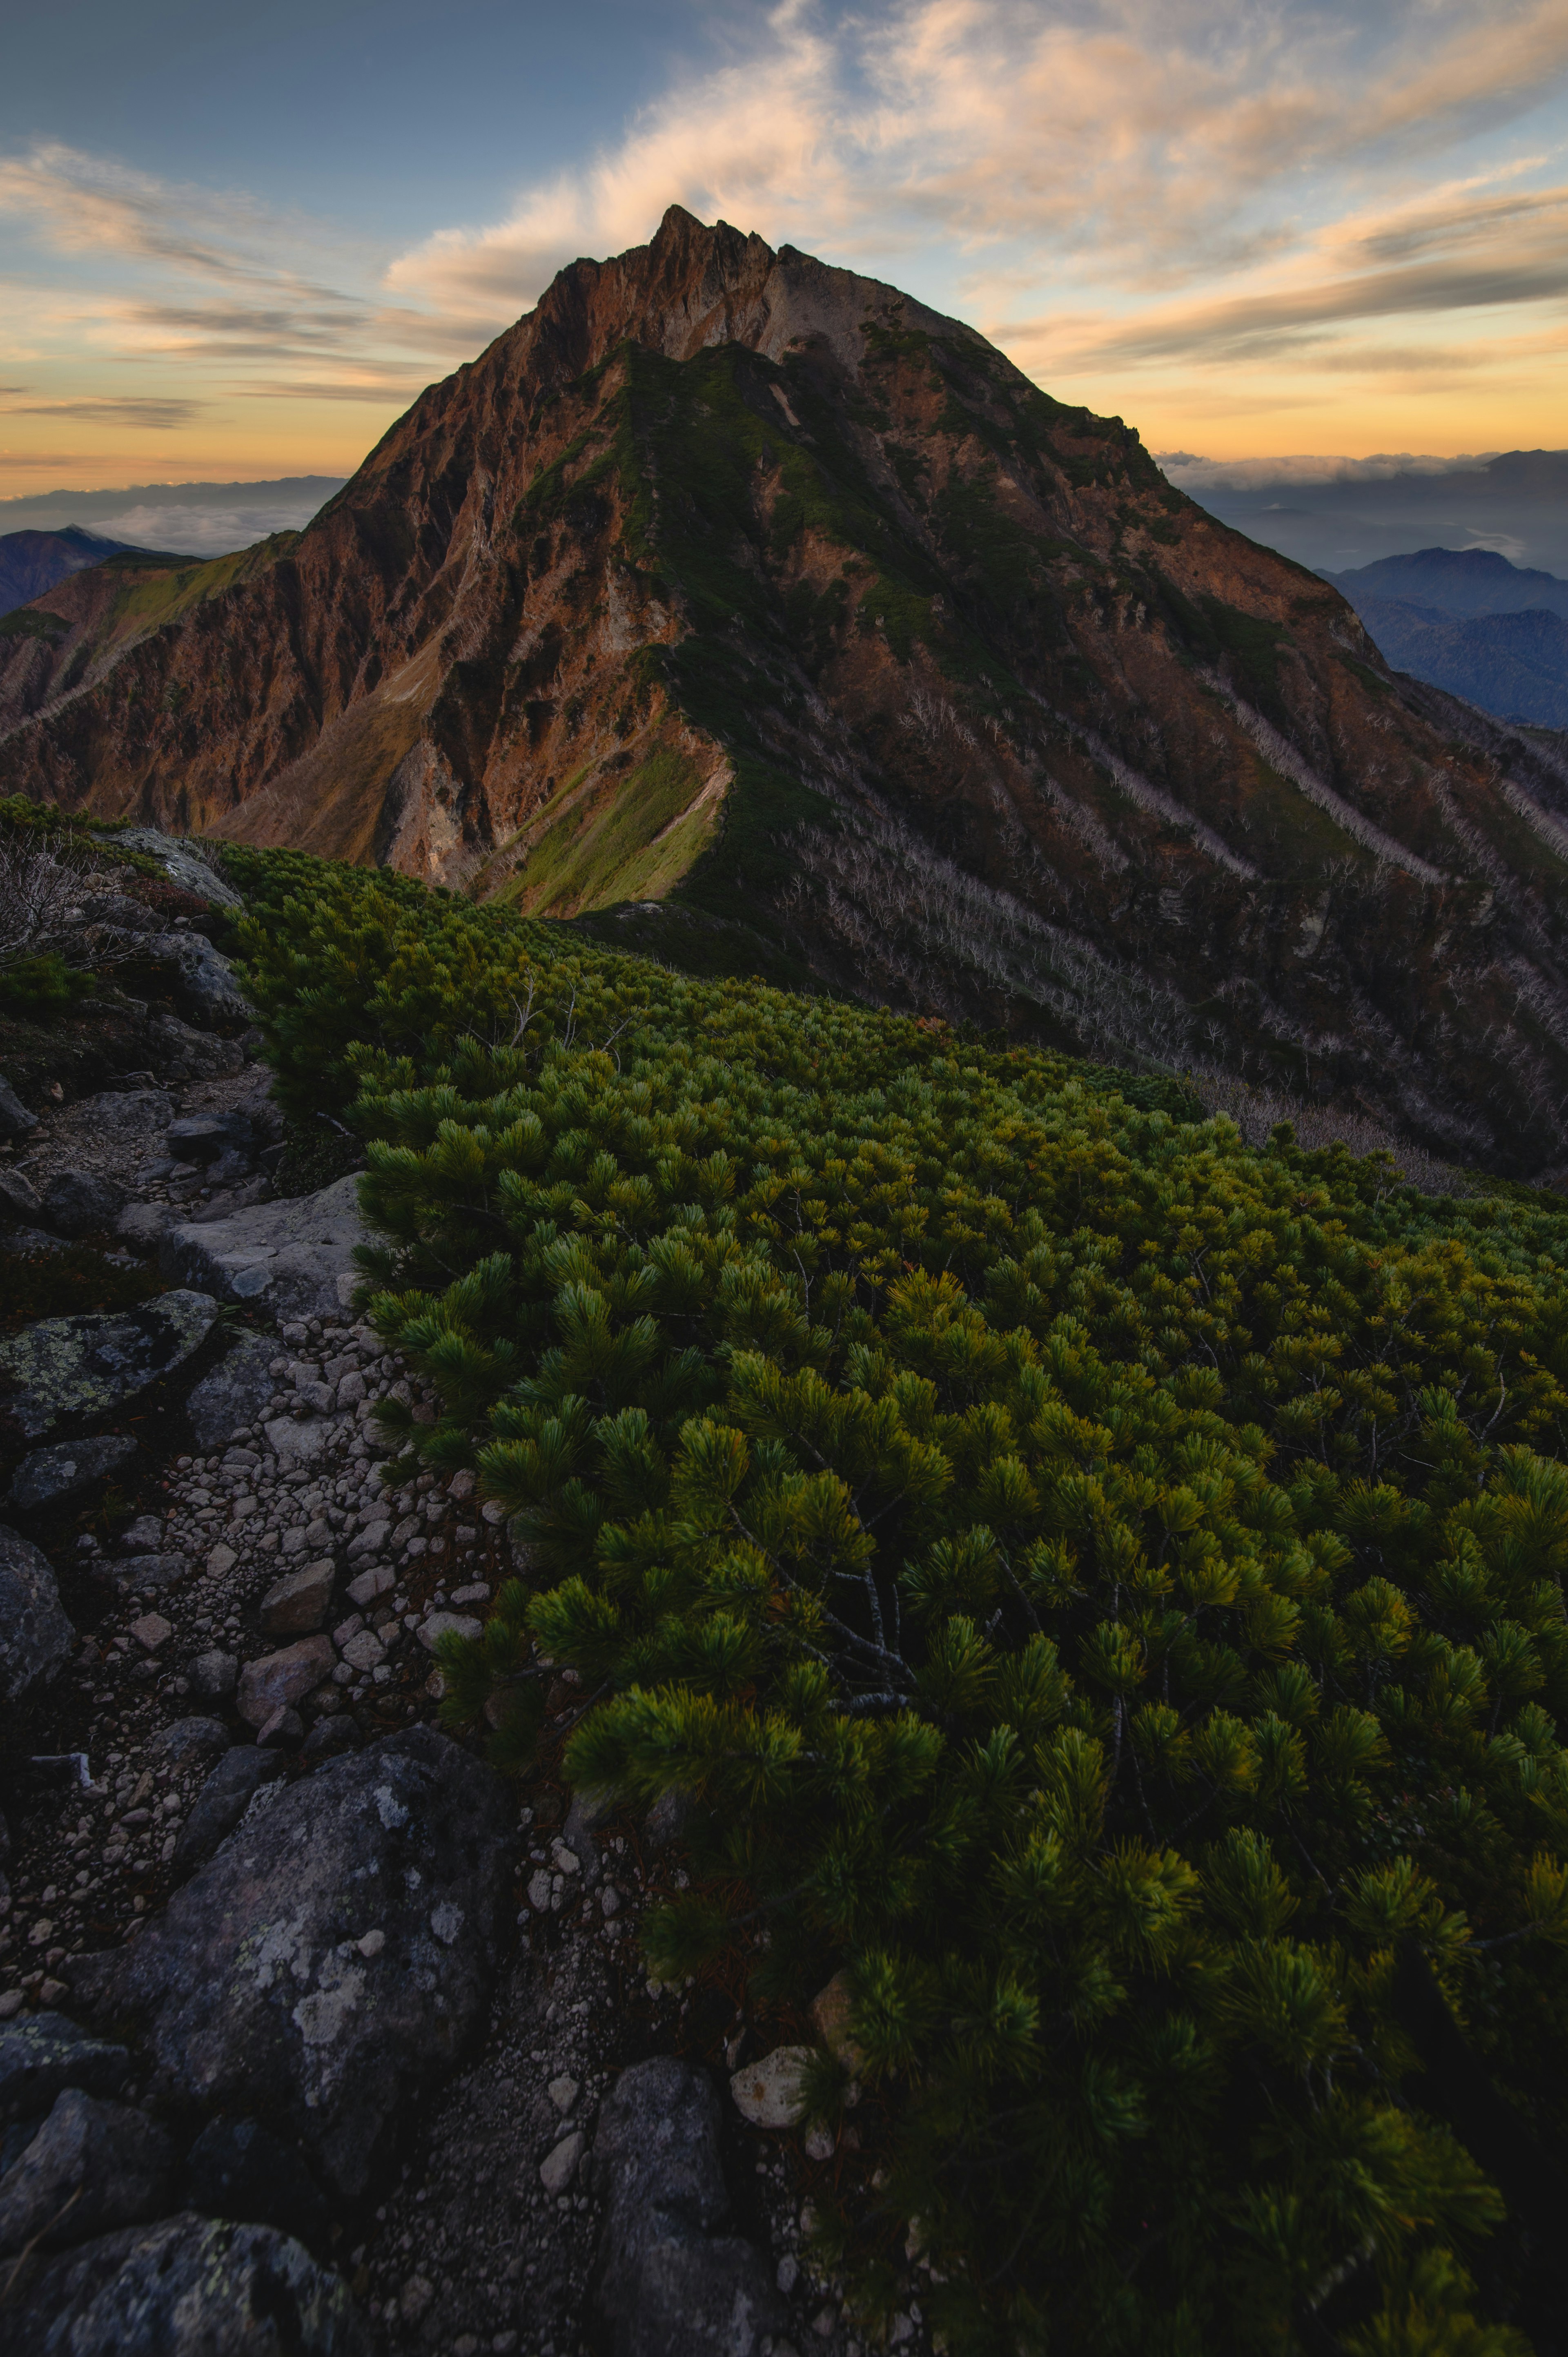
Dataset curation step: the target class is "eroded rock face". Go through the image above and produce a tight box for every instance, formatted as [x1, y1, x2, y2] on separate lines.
[0, 1289, 219, 1443]
[159, 1175, 369, 1327]
[96, 1725, 512, 2196]
[4, 2211, 367, 2356]
[590, 2056, 788, 2357]
[0, 1523, 75, 1704]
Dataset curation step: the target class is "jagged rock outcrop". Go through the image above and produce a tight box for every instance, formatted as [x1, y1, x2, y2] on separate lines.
[5, 208, 1568, 1169]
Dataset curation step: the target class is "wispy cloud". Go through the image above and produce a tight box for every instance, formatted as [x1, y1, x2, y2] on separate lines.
[1, 394, 203, 428]
[2, 0, 1568, 490]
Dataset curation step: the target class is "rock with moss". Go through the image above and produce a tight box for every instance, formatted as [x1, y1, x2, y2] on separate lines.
[0, 1289, 218, 1443]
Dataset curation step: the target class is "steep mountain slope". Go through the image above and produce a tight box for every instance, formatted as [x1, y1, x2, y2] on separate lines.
[1350, 596, 1568, 729]
[0, 524, 127, 618]
[3, 207, 1568, 1174]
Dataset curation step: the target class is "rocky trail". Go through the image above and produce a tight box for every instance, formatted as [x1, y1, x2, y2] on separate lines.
[0, 845, 932, 2357]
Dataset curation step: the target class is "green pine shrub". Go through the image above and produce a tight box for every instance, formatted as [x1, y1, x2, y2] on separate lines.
[229, 843, 1568, 2355]
[0, 951, 92, 1012]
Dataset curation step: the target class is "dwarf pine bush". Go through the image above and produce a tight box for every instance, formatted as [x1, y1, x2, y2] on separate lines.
[227, 845, 1568, 2355]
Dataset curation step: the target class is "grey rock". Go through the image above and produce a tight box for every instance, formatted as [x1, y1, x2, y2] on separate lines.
[172, 1746, 283, 1879]
[561, 1788, 610, 1888]
[144, 1008, 244, 1081]
[0, 1523, 74, 1704]
[0, 1222, 68, 1258]
[0, 2087, 172, 2254]
[160, 1175, 369, 1327]
[642, 1788, 697, 1852]
[3, 2210, 367, 2356]
[256, 1705, 305, 1751]
[167, 1113, 250, 1165]
[184, 1333, 280, 1453]
[114, 1200, 177, 1255]
[105, 1551, 190, 1595]
[119, 1515, 166, 1552]
[0, 1164, 42, 1225]
[0, 2014, 129, 2127]
[590, 2056, 789, 2357]
[7, 1434, 138, 1514]
[158, 1716, 232, 1768]
[0, 1288, 219, 1443]
[147, 932, 251, 1029]
[101, 1725, 512, 2198]
[181, 2115, 332, 2254]
[187, 1647, 238, 1702]
[42, 1167, 131, 1240]
[0, 1072, 38, 1139]
[94, 828, 244, 911]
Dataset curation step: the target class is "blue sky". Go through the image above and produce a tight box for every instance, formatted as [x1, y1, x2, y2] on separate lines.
[3, 0, 1567, 501]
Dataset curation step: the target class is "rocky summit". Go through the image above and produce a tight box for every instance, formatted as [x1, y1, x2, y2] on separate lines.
[2, 208, 1566, 1175]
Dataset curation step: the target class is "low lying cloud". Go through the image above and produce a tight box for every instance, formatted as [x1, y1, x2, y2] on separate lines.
[83, 496, 334, 553]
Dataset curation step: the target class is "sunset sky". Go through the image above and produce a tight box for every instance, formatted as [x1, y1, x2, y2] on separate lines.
[3, 0, 1566, 503]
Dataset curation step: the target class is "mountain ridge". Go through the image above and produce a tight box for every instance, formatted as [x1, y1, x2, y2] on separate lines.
[0, 524, 129, 619]
[3, 207, 1568, 1175]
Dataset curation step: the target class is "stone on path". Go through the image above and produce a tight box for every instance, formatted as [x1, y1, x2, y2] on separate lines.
[159, 1173, 369, 1327]
[258, 1559, 336, 1636]
[729, 2045, 813, 2130]
[185, 1331, 278, 1451]
[6, 1434, 138, 1514]
[94, 1725, 512, 2197]
[0, 1523, 74, 1704]
[590, 2055, 789, 2357]
[417, 1609, 483, 1652]
[42, 1167, 129, 1240]
[0, 1289, 219, 1443]
[0, 1072, 36, 1139]
[4, 2211, 367, 2356]
[236, 1635, 335, 1728]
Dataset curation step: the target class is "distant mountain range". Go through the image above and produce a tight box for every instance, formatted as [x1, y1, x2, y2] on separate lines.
[1319, 547, 1568, 729]
[1172, 449, 1568, 578]
[2, 209, 1568, 1177]
[0, 525, 128, 620]
[0, 479, 346, 560]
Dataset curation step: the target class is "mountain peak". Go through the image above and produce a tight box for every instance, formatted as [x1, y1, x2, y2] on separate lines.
[5, 216, 1568, 1175]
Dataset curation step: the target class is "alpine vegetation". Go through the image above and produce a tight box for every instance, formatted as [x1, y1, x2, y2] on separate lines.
[228, 840, 1568, 2357]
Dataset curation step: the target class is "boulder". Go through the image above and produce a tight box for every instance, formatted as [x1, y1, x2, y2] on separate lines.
[184, 1333, 278, 1452]
[143, 1008, 244, 1082]
[7, 1434, 138, 1514]
[167, 1112, 251, 1166]
[172, 1746, 283, 1879]
[0, 1289, 219, 1443]
[41, 1166, 131, 1240]
[3, 2211, 367, 2356]
[181, 2115, 332, 2254]
[0, 2014, 129, 2126]
[416, 1610, 483, 1652]
[114, 1201, 178, 1255]
[95, 1725, 513, 2198]
[259, 1560, 336, 1637]
[0, 2087, 172, 2254]
[160, 1174, 369, 1327]
[0, 1072, 37, 1140]
[0, 1523, 74, 1704]
[590, 2056, 789, 2357]
[96, 828, 244, 912]
[154, 932, 252, 1029]
[236, 1636, 335, 1728]
[0, 1164, 42, 1225]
